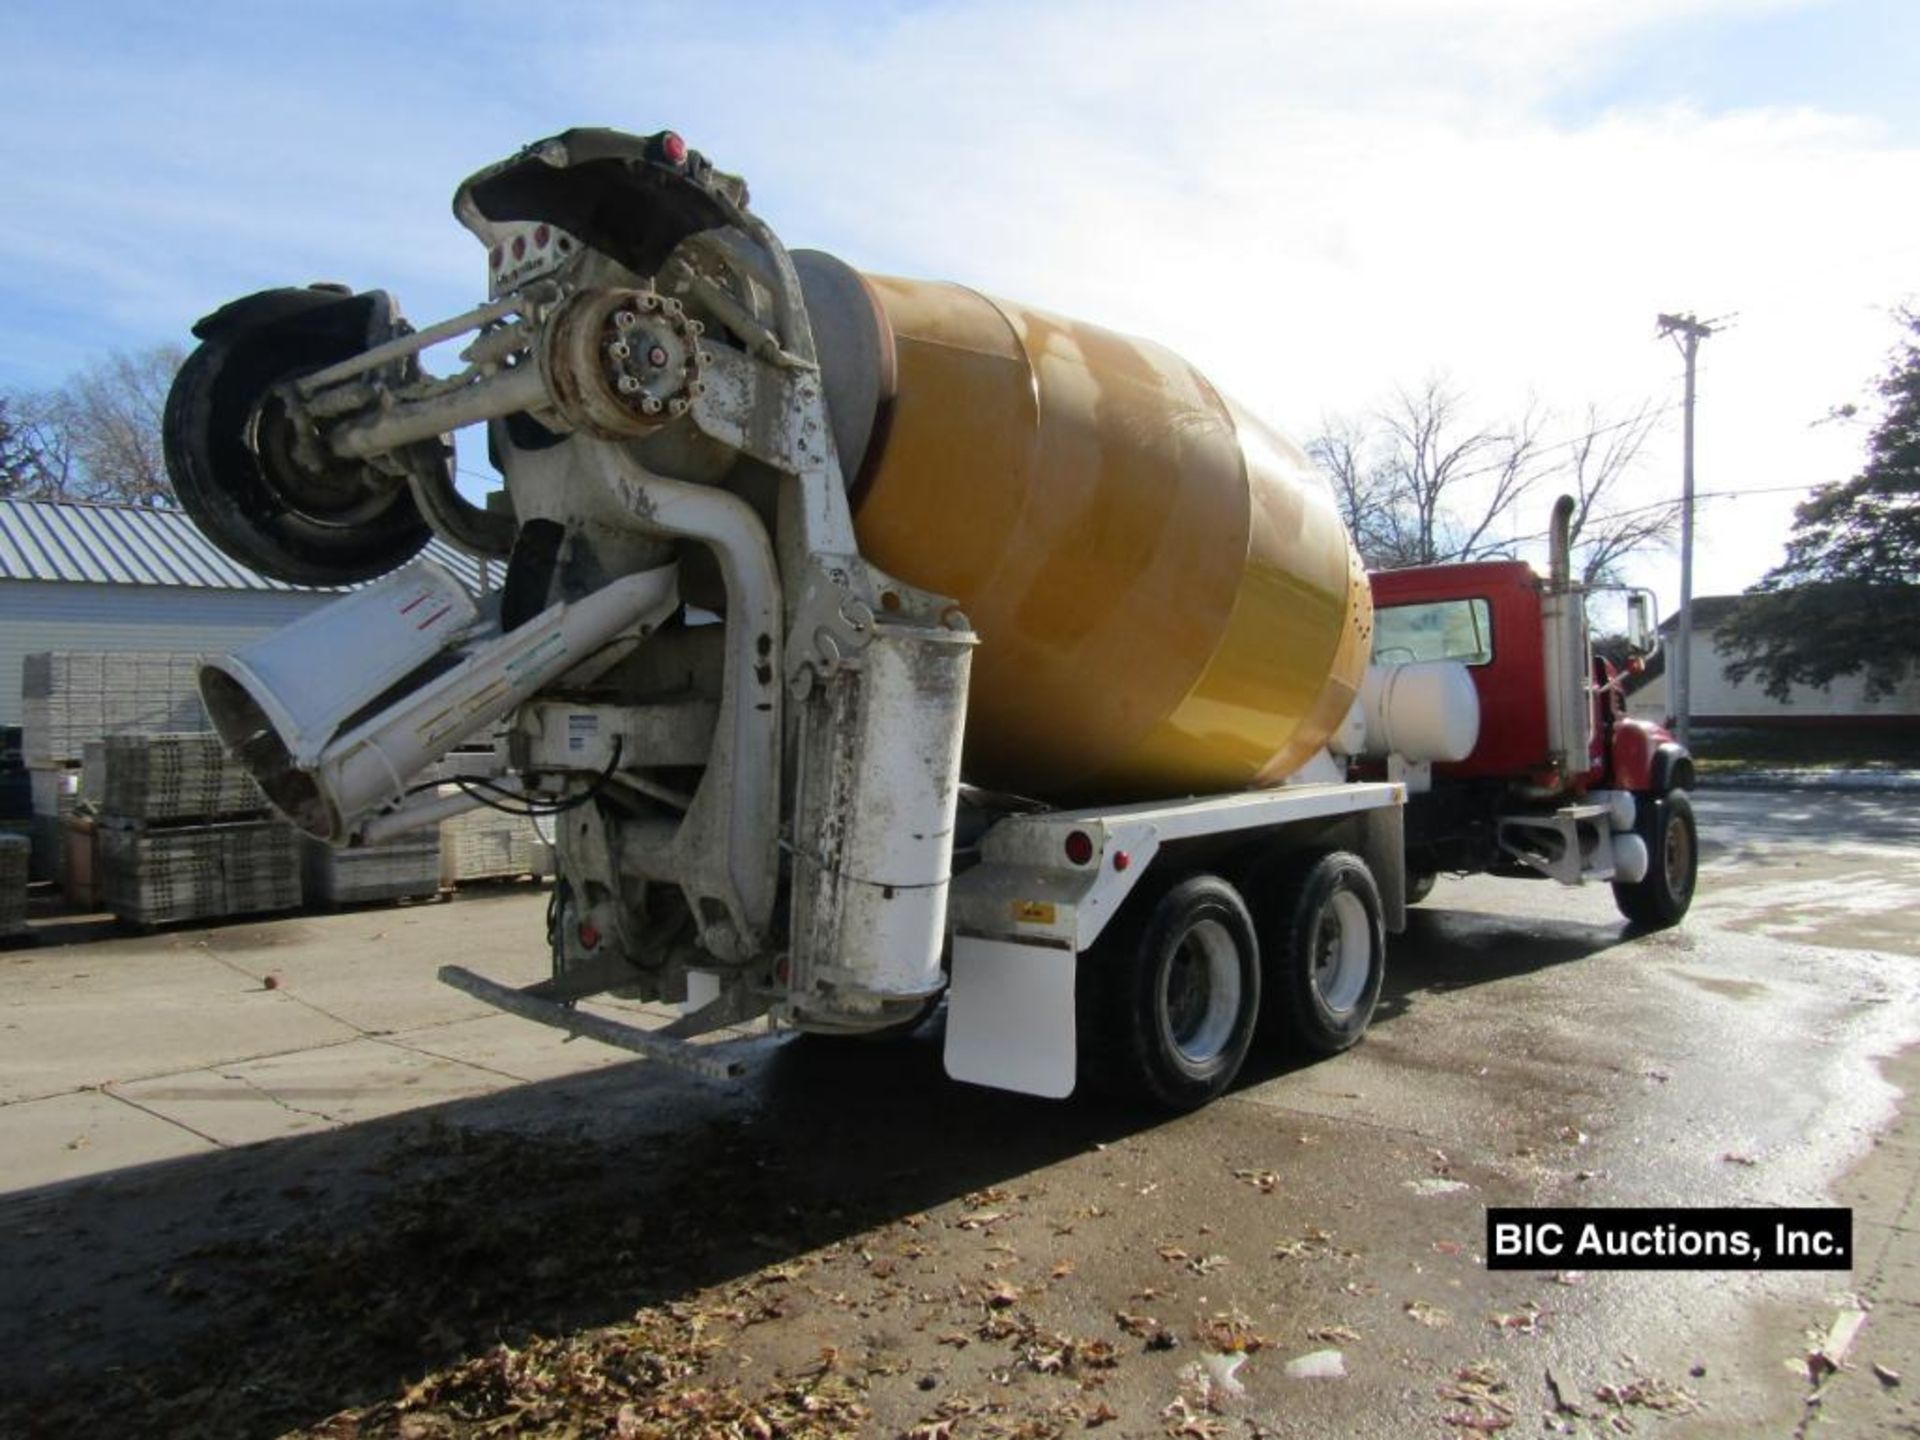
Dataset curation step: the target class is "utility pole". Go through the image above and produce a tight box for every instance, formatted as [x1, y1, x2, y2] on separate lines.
[1656, 311, 1718, 750]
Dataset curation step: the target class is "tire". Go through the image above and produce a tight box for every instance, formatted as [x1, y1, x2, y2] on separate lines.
[1405, 871, 1437, 905]
[164, 288, 434, 586]
[1260, 851, 1386, 1056]
[1613, 789, 1697, 929]
[1079, 874, 1261, 1111]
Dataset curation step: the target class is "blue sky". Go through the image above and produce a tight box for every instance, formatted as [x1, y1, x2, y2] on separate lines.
[3, 0, 1915, 598]
[1552, 0, 1920, 140]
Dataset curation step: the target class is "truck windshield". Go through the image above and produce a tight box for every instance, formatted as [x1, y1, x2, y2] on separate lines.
[1372, 597, 1493, 666]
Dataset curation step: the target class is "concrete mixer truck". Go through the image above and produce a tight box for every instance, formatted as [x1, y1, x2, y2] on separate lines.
[162, 128, 1696, 1111]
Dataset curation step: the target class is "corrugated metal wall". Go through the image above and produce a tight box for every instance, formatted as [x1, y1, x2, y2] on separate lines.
[0, 581, 331, 727]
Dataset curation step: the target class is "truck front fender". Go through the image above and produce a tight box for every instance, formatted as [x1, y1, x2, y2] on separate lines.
[1650, 742, 1696, 794]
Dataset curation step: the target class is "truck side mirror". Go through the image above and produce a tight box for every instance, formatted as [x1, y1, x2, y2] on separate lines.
[1626, 591, 1656, 655]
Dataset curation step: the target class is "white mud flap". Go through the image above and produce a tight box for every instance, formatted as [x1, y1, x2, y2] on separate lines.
[943, 936, 1076, 1099]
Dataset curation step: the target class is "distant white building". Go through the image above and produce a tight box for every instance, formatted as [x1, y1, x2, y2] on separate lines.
[0, 498, 492, 729]
[1626, 594, 1920, 728]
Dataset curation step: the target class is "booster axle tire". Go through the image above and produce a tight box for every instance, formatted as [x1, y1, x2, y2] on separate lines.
[164, 287, 434, 586]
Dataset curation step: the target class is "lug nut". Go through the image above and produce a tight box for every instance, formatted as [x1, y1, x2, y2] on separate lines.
[613, 309, 637, 330]
[608, 340, 630, 360]
[617, 375, 642, 394]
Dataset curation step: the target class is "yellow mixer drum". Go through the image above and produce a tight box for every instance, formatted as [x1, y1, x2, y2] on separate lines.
[845, 277, 1372, 802]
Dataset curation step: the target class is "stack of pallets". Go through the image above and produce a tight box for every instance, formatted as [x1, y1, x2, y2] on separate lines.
[303, 831, 442, 906]
[98, 734, 264, 822]
[440, 791, 551, 884]
[99, 819, 302, 929]
[22, 653, 207, 767]
[0, 833, 28, 937]
[91, 734, 301, 927]
[22, 652, 209, 881]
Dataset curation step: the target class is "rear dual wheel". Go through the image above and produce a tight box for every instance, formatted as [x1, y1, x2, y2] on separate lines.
[1259, 851, 1387, 1056]
[1080, 875, 1261, 1111]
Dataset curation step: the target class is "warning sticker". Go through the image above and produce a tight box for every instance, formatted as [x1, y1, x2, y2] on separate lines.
[566, 712, 600, 754]
[1012, 900, 1057, 925]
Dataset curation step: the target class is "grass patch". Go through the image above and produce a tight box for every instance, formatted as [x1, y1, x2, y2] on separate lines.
[1689, 724, 1920, 774]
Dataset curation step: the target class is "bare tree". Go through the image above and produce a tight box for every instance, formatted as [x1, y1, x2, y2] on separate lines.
[1311, 375, 1546, 569]
[1306, 412, 1399, 564]
[0, 392, 76, 498]
[0, 343, 184, 506]
[1310, 382, 1673, 582]
[1560, 401, 1676, 585]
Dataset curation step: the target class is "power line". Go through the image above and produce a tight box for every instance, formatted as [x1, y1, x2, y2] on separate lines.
[1413, 396, 1688, 492]
[1485, 480, 1828, 551]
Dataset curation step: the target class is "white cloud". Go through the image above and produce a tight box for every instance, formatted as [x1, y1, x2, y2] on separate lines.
[2, 0, 1913, 597]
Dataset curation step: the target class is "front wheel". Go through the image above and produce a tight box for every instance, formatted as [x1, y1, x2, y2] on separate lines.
[1613, 789, 1697, 928]
[1080, 874, 1261, 1111]
[1260, 851, 1386, 1056]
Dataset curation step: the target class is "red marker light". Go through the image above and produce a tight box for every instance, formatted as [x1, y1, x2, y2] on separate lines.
[1064, 829, 1095, 866]
[511, 234, 527, 261]
[661, 131, 688, 165]
[489, 245, 503, 269]
[534, 224, 551, 249]
[577, 920, 601, 950]
[1112, 850, 1131, 872]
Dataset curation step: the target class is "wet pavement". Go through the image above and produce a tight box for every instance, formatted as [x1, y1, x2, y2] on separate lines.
[0, 790, 1915, 1437]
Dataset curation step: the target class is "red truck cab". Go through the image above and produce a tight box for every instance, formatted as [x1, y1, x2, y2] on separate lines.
[1363, 502, 1698, 927]
[1370, 559, 1693, 797]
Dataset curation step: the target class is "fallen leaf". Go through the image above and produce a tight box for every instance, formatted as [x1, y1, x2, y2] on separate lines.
[1307, 1325, 1360, 1344]
[1492, 1307, 1543, 1336]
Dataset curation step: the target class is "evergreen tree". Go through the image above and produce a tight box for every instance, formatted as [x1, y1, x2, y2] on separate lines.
[1719, 310, 1920, 701]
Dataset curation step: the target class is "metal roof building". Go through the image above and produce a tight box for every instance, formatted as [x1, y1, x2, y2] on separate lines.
[0, 498, 494, 728]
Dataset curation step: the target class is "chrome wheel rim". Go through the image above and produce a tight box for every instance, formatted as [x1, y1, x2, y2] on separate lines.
[1162, 919, 1241, 1066]
[1313, 891, 1372, 1016]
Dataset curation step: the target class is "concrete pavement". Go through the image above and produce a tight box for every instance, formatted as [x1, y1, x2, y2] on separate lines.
[1, 791, 1917, 1438]
[0, 888, 737, 1191]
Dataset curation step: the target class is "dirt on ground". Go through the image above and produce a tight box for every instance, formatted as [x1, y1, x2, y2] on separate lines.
[2, 790, 1917, 1439]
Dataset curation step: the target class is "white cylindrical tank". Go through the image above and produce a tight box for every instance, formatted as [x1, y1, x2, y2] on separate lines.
[1346, 661, 1482, 763]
